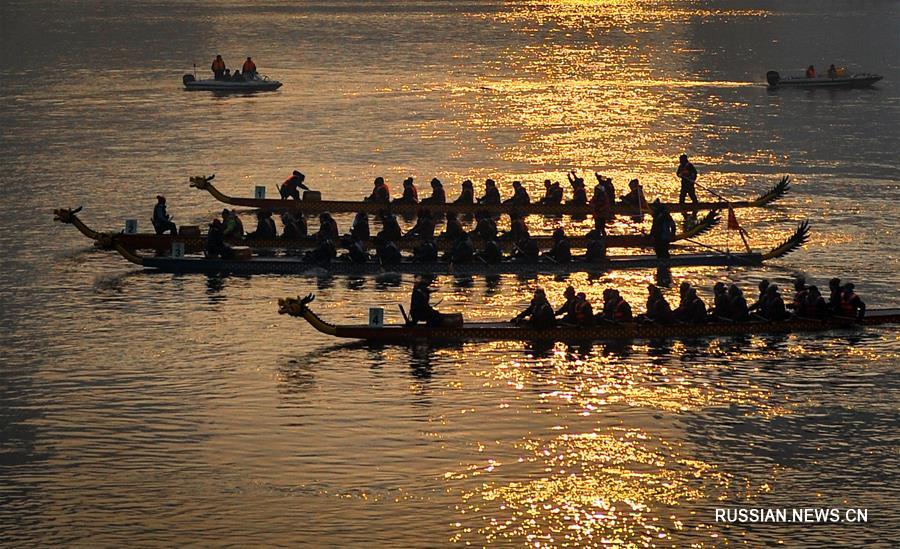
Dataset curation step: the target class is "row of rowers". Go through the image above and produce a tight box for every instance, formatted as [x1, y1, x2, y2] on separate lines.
[412, 276, 866, 328]
[203, 200, 678, 265]
[281, 170, 652, 211]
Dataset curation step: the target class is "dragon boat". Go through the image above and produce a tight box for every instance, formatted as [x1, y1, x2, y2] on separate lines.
[189, 175, 791, 217]
[103, 221, 808, 276]
[53, 208, 719, 253]
[279, 294, 900, 344]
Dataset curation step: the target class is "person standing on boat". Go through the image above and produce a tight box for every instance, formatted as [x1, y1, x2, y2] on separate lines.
[827, 64, 837, 79]
[242, 57, 257, 78]
[279, 170, 309, 200]
[454, 180, 475, 204]
[152, 195, 177, 235]
[409, 279, 443, 327]
[512, 288, 556, 328]
[649, 199, 676, 259]
[676, 154, 699, 208]
[211, 55, 226, 80]
[839, 283, 866, 320]
[478, 179, 501, 205]
[805, 65, 816, 78]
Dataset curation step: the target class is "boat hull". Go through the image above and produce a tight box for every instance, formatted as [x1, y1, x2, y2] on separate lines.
[768, 74, 883, 89]
[184, 79, 282, 92]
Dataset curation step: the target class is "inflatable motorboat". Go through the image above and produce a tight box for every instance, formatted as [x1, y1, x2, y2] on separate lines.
[766, 70, 882, 89]
[182, 73, 283, 92]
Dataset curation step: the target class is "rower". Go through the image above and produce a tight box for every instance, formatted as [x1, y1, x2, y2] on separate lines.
[644, 284, 674, 324]
[511, 288, 556, 328]
[472, 211, 498, 241]
[567, 172, 587, 206]
[787, 277, 808, 311]
[152, 195, 177, 235]
[539, 180, 563, 205]
[727, 285, 749, 321]
[504, 181, 531, 206]
[827, 277, 842, 313]
[480, 239, 504, 264]
[280, 211, 305, 239]
[413, 235, 438, 263]
[583, 237, 607, 263]
[393, 177, 419, 204]
[512, 234, 539, 262]
[478, 179, 502, 205]
[404, 209, 436, 240]
[315, 212, 339, 243]
[601, 289, 632, 322]
[800, 285, 828, 318]
[375, 237, 402, 265]
[761, 284, 788, 321]
[839, 283, 866, 320]
[279, 170, 309, 200]
[222, 209, 244, 238]
[503, 212, 529, 242]
[346, 236, 369, 264]
[304, 236, 336, 264]
[421, 178, 446, 205]
[555, 286, 577, 322]
[620, 179, 648, 209]
[442, 212, 465, 241]
[205, 219, 233, 259]
[573, 293, 595, 327]
[445, 233, 474, 264]
[748, 279, 770, 313]
[247, 210, 276, 239]
[676, 154, 699, 208]
[649, 199, 676, 259]
[409, 279, 443, 327]
[454, 179, 475, 205]
[211, 55, 226, 80]
[711, 282, 731, 320]
[350, 212, 370, 241]
[595, 173, 616, 205]
[543, 228, 572, 263]
[365, 177, 390, 203]
[376, 211, 402, 242]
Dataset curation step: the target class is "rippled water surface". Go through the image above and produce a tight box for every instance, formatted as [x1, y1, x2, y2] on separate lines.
[2, 0, 899, 546]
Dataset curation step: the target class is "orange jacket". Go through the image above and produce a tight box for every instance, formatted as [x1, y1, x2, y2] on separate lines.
[211, 58, 225, 72]
[242, 59, 256, 73]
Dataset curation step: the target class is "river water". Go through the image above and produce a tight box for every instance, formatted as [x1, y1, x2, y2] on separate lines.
[1, 1, 899, 546]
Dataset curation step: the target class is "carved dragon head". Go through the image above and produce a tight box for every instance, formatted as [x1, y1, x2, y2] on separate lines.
[53, 206, 82, 224]
[278, 293, 315, 316]
[189, 174, 215, 190]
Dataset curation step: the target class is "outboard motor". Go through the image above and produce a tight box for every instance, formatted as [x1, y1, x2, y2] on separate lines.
[766, 71, 780, 87]
[183, 74, 196, 85]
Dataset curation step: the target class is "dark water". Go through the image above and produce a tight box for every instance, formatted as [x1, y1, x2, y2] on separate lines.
[1, 1, 899, 546]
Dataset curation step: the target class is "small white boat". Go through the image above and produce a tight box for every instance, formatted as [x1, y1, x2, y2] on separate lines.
[182, 73, 282, 92]
[766, 70, 882, 89]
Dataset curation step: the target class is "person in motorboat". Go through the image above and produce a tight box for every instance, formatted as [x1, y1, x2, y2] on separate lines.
[454, 179, 475, 204]
[727, 285, 750, 321]
[279, 170, 309, 200]
[445, 233, 474, 264]
[242, 56, 257, 77]
[222, 209, 244, 238]
[642, 284, 674, 324]
[583, 236, 607, 263]
[350, 211, 369, 241]
[805, 65, 816, 78]
[211, 55, 226, 80]
[247, 210, 277, 239]
[231, 69, 244, 82]
[839, 283, 866, 320]
[748, 279, 770, 314]
[478, 179, 502, 205]
[799, 285, 828, 318]
[152, 195, 177, 235]
[512, 288, 556, 328]
[365, 177, 390, 203]
[512, 233, 539, 262]
[409, 278, 444, 327]
[761, 284, 788, 321]
[376, 211, 401, 242]
[503, 181, 530, 206]
[280, 211, 305, 239]
[600, 289, 633, 322]
[315, 212, 340, 243]
[205, 218, 234, 259]
[827, 64, 837, 79]
[555, 286, 577, 321]
[393, 177, 419, 204]
[711, 282, 731, 320]
[539, 179, 564, 205]
[543, 228, 572, 263]
[413, 235, 438, 263]
[421, 178, 446, 205]
[649, 199, 676, 259]
[442, 212, 465, 241]
[676, 154, 699, 209]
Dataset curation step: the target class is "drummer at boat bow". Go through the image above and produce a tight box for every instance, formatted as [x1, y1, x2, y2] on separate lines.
[279, 170, 309, 200]
[152, 195, 177, 235]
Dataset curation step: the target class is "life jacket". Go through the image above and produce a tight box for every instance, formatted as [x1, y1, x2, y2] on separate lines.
[613, 298, 632, 322]
[242, 60, 256, 73]
[212, 59, 225, 71]
[840, 292, 858, 316]
[574, 300, 592, 324]
[408, 185, 419, 202]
